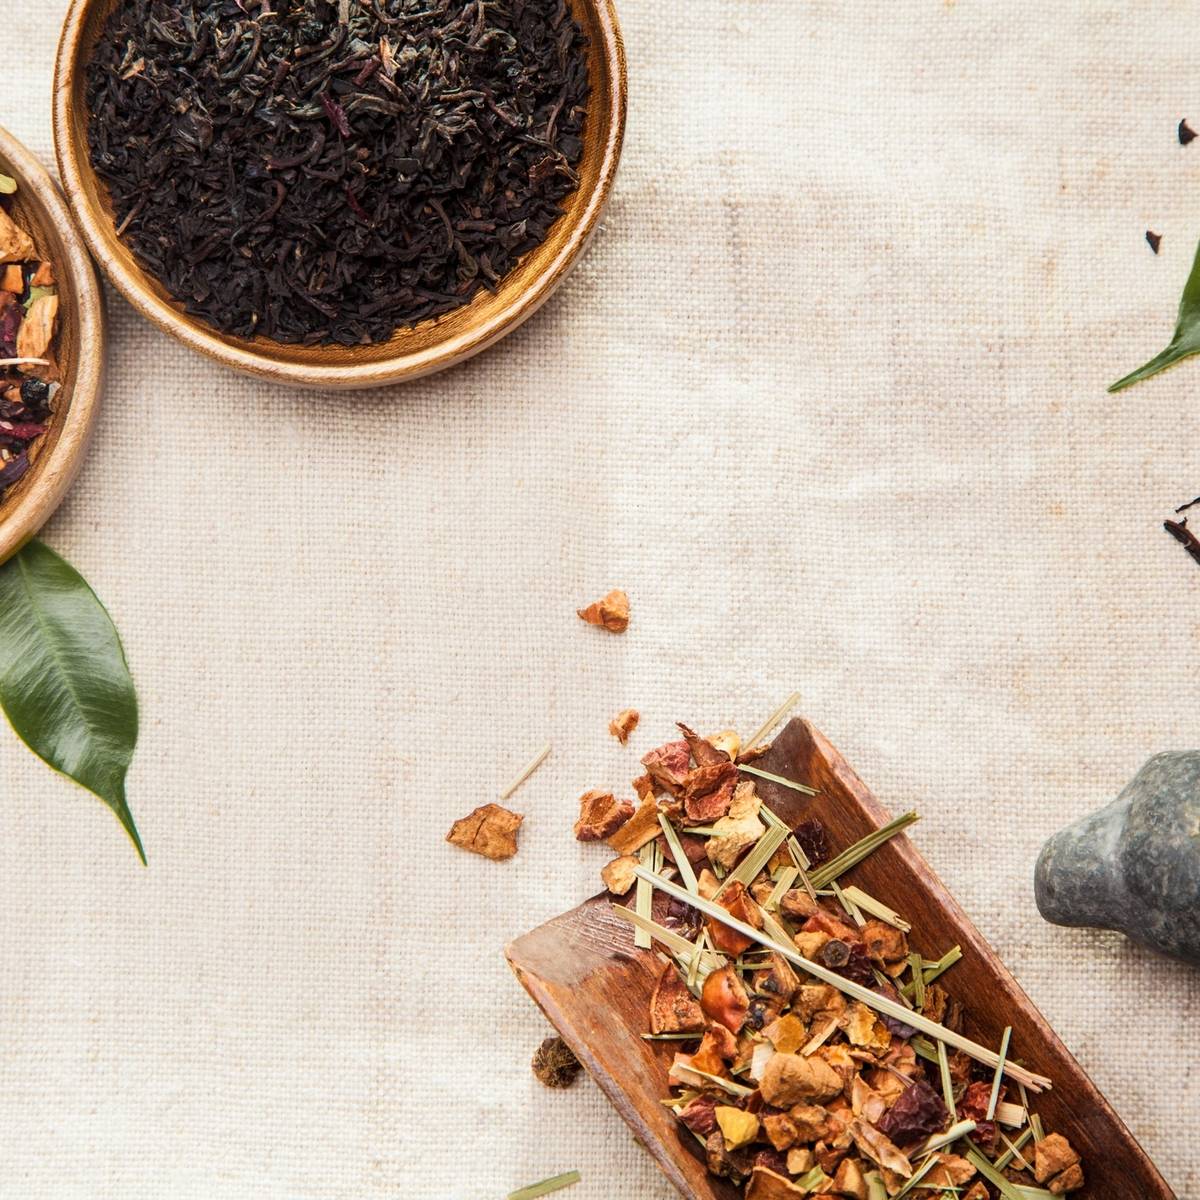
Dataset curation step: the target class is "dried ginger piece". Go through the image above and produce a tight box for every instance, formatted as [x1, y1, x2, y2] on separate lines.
[600, 854, 638, 895]
[576, 588, 629, 632]
[573, 789, 633, 841]
[0, 264, 21, 293]
[531, 1035, 581, 1089]
[444, 802, 523, 860]
[0, 206, 34, 263]
[608, 708, 639, 743]
[606, 793, 659, 854]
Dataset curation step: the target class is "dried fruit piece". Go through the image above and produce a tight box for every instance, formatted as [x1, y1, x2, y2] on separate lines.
[677, 1095, 718, 1137]
[531, 1036, 581, 1088]
[786, 1148, 815, 1175]
[682, 759, 739, 822]
[715, 1106, 759, 1151]
[0, 206, 34, 264]
[609, 708, 639, 743]
[576, 588, 629, 632]
[751, 952, 799, 1008]
[641, 739, 691, 793]
[1034, 1134, 1081, 1185]
[876, 1079, 949, 1144]
[607, 794, 660, 854]
[445, 802, 523, 860]
[677, 722, 728, 766]
[707, 879, 764, 956]
[759, 1052, 842, 1106]
[600, 854, 638, 895]
[1049, 1163, 1085, 1194]
[848, 1119, 912, 1177]
[860, 919, 907, 963]
[833, 1157, 868, 1200]
[16, 292, 56, 361]
[791, 817, 830, 866]
[649, 962, 704, 1034]
[763, 1012, 807, 1054]
[700, 964, 751, 1034]
[573, 789, 634, 841]
[924, 1153, 976, 1188]
[745, 1166, 810, 1198]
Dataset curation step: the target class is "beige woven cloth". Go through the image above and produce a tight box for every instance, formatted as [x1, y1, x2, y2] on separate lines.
[3, 1, 1198, 1196]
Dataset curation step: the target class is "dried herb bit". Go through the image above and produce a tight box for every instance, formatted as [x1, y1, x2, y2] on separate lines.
[507, 1171, 582, 1200]
[577, 589, 629, 633]
[85, 0, 590, 345]
[1181, 118, 1197, 145]
[1147, 229, 1162, 254]
[1164, 517, 1200, 567]
[445, 802, 523, 860]
[1110, 236, 1200, 391]
[531, 1036, 582, 1089]
[609, 708, 640, 744]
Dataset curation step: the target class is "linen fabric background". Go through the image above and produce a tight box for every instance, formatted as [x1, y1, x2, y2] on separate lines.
[2, 1, 1198, 1197]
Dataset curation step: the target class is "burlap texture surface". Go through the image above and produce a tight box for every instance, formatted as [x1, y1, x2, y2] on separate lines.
[2, 2, 1197, 1196]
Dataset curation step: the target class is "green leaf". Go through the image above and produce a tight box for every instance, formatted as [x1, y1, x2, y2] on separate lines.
[0, 174, 16, 195]
[0, 540, 143, 861]
[1110, 237, 1200, 391]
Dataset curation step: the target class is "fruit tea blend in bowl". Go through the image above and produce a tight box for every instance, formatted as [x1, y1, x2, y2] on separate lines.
[83, 0, 590, 346]
[0, 176, 62, 501]
[586, 724, 1086, 1199]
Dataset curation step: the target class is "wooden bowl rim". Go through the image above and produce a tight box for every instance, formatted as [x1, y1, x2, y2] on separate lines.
[0, 124, 104, 567]
[52, 0, 627, 390]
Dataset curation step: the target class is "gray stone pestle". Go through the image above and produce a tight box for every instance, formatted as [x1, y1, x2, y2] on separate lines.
[1035, 751, 1200, 968]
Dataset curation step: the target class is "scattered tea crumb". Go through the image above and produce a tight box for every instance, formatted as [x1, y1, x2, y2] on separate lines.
[601, 853, 639, 895]
[1164, 517, 1200, 568]
[1180, 118, 1197, 145]
[1146, 230, 1162, 254]
[577, 589, 629, 633]
[1175, 494, 1200, 514]
[445, 802, 523, 860]
[532, 1036, 582, 1089]
[609, 708, 640, 744]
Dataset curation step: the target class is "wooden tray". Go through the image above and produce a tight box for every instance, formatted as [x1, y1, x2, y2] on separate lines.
[506, 717, 1175, 1200]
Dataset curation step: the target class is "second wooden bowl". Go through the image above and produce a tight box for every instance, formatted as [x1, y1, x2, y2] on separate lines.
[0, 124, 104, 566]
[53, 0, 626, 391]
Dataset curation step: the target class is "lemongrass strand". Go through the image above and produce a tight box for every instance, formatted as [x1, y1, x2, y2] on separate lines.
[630, 867, 1051, 1092]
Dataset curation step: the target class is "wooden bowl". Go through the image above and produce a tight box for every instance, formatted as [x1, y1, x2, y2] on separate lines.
[52, 0, 626, 391]
[508, 718, 1177, 1200]
[0, 125, 104, 567]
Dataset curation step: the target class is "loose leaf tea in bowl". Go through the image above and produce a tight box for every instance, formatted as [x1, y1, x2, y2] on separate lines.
[84, 0, 590, 347]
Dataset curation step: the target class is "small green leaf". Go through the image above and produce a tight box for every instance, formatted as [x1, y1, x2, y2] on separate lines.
[0, 540, 143, 861]
[23, 285, 55, 315]
[1110, 237, 1200, 391]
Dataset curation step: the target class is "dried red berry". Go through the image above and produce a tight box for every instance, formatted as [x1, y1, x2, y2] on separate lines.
[877, 1079, 949, 1145]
